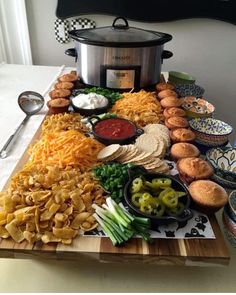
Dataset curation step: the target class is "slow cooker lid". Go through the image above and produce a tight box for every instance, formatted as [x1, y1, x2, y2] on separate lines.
[69, 17, 172, 47]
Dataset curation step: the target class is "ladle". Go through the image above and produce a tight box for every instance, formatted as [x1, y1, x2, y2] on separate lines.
[0, 91, 44, 159]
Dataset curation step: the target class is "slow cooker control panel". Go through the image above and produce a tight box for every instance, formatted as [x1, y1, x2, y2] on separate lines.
[101, 65, 141, 90]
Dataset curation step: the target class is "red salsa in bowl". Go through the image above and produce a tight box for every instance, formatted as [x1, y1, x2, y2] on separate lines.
[91, 117, 143, 145]
[94, 118, 136, 139]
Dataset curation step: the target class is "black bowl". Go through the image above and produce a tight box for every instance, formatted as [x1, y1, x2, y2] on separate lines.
[70, 97, 111, 116]
[88, 116, 144, 145]
[123, 166, 193, 228]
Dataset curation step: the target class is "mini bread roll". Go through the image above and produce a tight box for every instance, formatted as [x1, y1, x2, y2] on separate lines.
[47, 98, 70, 114]
[163, 107, 186, 119]
[170, 142, 200, 161]
[177, 157, 214, 184]
[54, 82, 74, 90]
[158, 90, 178, 100]
[189, 180, 228, 214]
[170, 128, 196, 143]
[156, 82, 175, 93]
[49, 89, 71, 99]
[165, 116, 189, 129]
[160, 96, 183, 108]
[58, 73, 78, 82]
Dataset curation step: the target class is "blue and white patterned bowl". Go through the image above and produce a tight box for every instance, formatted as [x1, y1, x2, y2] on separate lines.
[175, 84, 205, 97]
[206, 147, 236, 183]
[189, 118, 233, 147]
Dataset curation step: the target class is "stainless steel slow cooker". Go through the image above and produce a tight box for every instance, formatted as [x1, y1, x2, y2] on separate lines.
[65, 17, 173, 90]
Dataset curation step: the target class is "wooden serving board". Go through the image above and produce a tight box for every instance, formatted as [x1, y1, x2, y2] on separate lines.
[0, 118, 230, 266]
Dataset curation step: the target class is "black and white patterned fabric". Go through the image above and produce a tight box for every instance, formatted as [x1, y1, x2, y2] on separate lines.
[54, 18, 96, 44]
[70, 18, 96, 30]
[54, 18, 70, 44]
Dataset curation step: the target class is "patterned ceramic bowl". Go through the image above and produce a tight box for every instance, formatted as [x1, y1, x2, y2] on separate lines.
[168, 71, 196, 84]
[189, 118, 233, 147]
[206, 147, 236, 183]
[175, 84, 205, 98]
[182, 97, 215, 119]
[211, 173, 236, 189]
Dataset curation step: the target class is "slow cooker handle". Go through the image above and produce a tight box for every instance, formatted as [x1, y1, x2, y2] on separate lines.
[162, 50, 173, 59]
[112, 17, 129, 30]
[65, 48, 78, 62]
[161, 50, 173, 64]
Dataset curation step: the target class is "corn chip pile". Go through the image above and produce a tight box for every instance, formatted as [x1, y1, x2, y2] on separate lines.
[0, 113, 107, 244]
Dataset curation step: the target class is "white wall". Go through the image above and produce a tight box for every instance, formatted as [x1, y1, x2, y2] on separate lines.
[25, 0, 236, 141]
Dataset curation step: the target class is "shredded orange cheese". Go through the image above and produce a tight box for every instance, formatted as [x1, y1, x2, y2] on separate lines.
[28, 130, 104, 170]
[111, 89, 163, 127]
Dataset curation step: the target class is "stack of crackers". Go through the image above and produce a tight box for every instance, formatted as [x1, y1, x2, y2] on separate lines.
[97, 124, 170, 173]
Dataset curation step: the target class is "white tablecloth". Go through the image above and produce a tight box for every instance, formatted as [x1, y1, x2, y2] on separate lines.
[0, 63, 70, 190]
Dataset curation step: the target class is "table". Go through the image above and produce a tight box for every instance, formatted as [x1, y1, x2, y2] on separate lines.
[0, 63, 230, 267]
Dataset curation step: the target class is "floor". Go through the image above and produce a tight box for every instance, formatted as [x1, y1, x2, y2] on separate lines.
[0, 211, 235, 293]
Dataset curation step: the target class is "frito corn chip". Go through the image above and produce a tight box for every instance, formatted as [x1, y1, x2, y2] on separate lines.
[23, 231, 36, 244]
[71, 212, 91, 229]
[45, 197, 54, 209]
[0, 212, 7, 226]
[41, 231, 61, 244]
[40, 221, 49, 229]
[35, 207, 40, 233]
[48, 203, 60, 214]
[0, 225, 10, 238]
[30, 191, 51, 204]
[52, 227, 77, 239]
[40, 209, 54, 222]
[61, 238, 72, 245]
[3, 195, 16, 213]
[80, 221, 98, 232]
[54, 220, 63, 228]
[55, 213, 67, 222]
[63, 206, 73, 216]
[5, 219, 24, 243]
[7, 213, 14, 224]
[26, 222, 35, 232]
[71, 195, 85, 213]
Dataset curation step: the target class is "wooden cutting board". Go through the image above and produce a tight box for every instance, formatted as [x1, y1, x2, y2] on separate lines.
[0, 117, 230, 267]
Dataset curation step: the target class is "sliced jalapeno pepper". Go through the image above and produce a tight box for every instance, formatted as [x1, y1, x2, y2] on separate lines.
[140, 198, 165, 216]
[130, 177, 144, 193]
[162, 191, 178, 208]
[140, 203, 153, 215]
[151, 178, 172, 189]
[144, 181, 153, 189]
[152, 201, 165, 217]
[166, 202, 185, 215]
[131, 193, 143, 207]
[175, 191, 186, 198]
[139, 192, 153, 204]
[159, 188, 175, 201]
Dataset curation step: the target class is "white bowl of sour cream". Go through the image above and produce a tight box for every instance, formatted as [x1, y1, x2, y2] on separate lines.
[71, 92, 110, 116]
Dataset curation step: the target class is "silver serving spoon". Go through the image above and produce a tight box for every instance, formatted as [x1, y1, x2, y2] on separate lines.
[0, 91, 44, 159]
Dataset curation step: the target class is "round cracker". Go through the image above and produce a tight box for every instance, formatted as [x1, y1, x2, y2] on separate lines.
[144, 123, 169, 136]
[118, 146, 140, 162]
[135, 134, 159, 153]
[97, 144, 121, 160]
[123, 151, 152, 164]
[104, 147, 127, 162]
[151, 138, 166, 158]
